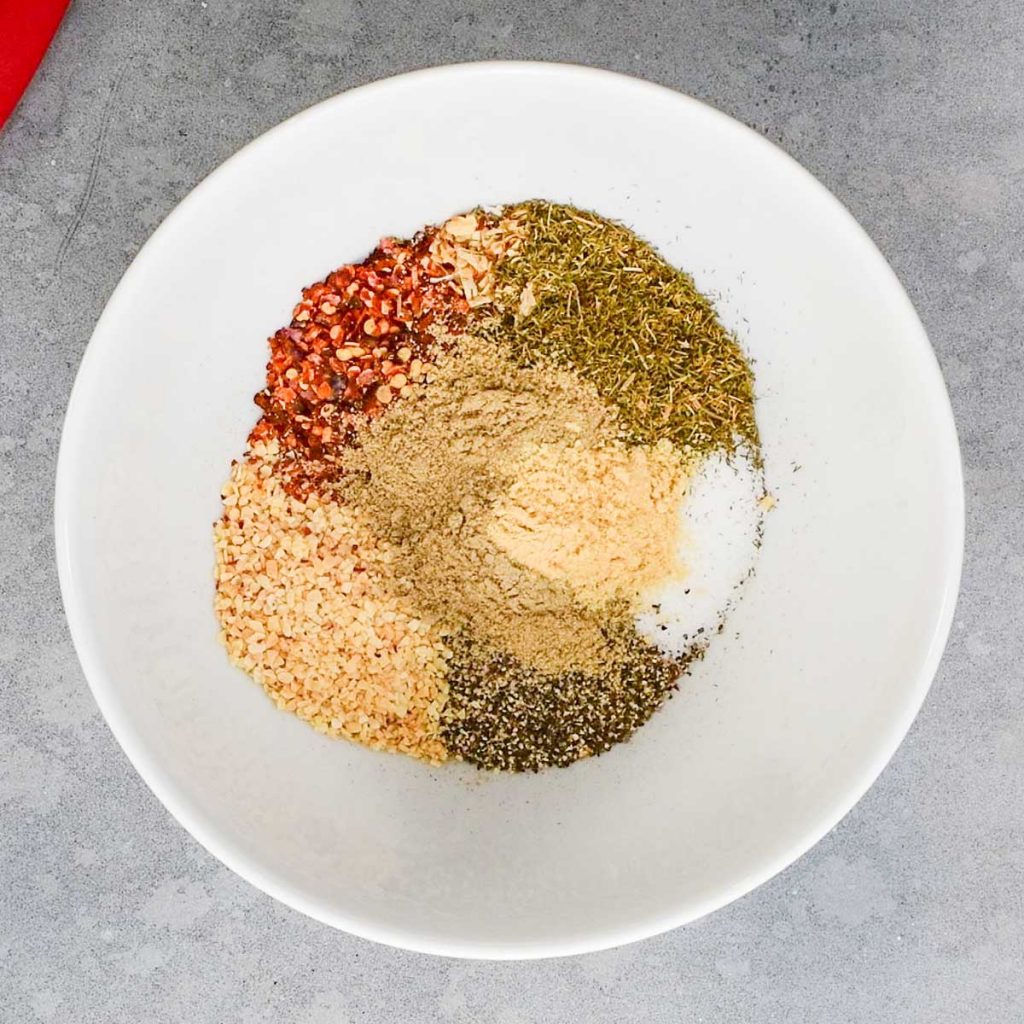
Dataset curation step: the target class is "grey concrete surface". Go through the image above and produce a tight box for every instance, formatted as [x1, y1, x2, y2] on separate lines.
[2, 0, 1022, 1020]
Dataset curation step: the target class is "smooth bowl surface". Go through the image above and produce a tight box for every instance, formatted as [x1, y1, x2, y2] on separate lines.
[55, 62, 963, 959]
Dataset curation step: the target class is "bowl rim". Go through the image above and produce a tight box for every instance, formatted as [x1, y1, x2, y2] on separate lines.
[54, 59, 965, 960]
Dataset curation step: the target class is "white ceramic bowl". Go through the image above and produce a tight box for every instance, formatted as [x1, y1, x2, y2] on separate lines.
[55, 62, 963, 959]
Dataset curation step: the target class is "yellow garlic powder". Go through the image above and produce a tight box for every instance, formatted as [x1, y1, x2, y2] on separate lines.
[486, 438, 690, 609]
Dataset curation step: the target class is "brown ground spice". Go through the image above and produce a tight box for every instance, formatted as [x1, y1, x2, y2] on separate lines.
[342, 335, 632, 675]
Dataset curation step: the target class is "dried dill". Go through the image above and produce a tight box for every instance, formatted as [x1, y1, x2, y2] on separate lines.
[475, 200, 759, 458]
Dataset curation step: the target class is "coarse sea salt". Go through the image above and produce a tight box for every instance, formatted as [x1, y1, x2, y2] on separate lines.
[635, 449, 764, 657]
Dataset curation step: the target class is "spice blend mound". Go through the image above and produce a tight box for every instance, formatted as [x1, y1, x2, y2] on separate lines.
[214, 201, 763, 771]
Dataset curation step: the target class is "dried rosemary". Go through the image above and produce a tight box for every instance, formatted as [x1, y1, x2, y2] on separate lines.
[475, 200, 759, 458]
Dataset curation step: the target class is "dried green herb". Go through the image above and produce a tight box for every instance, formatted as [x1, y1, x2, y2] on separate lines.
[476, 200, 759, 458]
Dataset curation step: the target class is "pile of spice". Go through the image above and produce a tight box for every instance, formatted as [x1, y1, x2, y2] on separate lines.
[214, 439, 450, 762]
[480, 201, 759, 457]
[340, 334, 652, 675]
[214, 201, 765, 771]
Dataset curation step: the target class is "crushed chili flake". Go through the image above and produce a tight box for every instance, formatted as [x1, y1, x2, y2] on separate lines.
[250, 230, 466, 463]
[247, 212, 523, 498]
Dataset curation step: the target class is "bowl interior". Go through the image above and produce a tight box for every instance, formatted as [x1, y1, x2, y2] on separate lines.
[56, 63, 962, 958]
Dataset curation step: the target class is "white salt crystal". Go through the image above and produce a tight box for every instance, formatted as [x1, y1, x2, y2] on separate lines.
[636, 449, 763, 656]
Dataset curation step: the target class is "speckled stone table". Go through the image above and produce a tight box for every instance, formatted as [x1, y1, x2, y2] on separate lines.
[2, 1, 1021, 1020]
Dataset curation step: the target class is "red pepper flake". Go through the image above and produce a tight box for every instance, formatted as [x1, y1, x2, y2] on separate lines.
[249, 226, 471, 492]
[245, 210, 524, 499]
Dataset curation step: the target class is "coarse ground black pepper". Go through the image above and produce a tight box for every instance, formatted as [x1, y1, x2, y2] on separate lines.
[440, 628, 696, 772]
